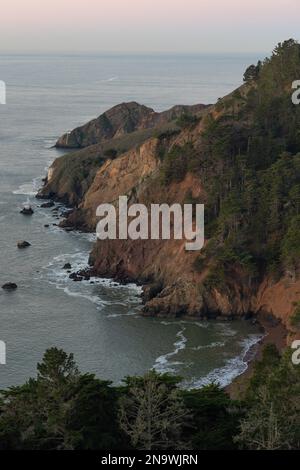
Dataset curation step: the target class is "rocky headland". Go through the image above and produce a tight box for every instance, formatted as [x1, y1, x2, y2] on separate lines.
[38, 40, 300, 347]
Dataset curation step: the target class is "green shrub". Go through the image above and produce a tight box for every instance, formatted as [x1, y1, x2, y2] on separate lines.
[104, 148, 118, 159]
[176, 113, 199, 129]
[291, 302, 300, 327]
[193, 255, 206, 273]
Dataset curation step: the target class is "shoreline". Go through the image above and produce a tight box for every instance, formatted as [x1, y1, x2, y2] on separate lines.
[226, 314, 288, 399]
[34, 193, 290, 393]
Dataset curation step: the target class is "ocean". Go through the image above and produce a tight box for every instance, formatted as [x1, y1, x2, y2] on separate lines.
[0, 53, 262, 389]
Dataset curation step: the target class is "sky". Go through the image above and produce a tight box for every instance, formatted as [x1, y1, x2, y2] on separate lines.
[1, 0, 299, 54]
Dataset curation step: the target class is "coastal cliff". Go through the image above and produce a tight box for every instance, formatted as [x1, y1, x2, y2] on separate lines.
[38, 40, 300, 343]
[55, 101, 207, 149]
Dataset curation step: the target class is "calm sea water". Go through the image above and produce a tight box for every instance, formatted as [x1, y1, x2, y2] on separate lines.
[0, 53, 262, 389]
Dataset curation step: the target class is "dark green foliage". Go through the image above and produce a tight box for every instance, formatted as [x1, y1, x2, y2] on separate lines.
[176, 113, 199, 129]
[0, 348, 124, 450]
[0, 350, 239, 451]
[243, 61, 262, 83]
[160, 143, 202, 184]
[0, 346, 298, 450]
[160, 144, 189, 184]
[203, 263, 226, 290]
[193, 254, 206, 273]
[155, 129, 181, 140]
[191, 40, 300, 282]
[103, 148, 118, 159]
[182, 384, 241, 450]
[245, 344, 281, 398]
[281, 215, 300, 272]
[119, 371, 190, 450]
[235, 345, 300, 449]
[291, 302, 300, 327]
[66, 374, 125, 449]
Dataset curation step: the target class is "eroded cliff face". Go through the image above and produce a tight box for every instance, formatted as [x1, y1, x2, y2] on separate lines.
[38, 46, 300, 344]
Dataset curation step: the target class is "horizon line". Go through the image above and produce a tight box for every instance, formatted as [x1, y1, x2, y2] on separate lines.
[0, 50, 268, 57]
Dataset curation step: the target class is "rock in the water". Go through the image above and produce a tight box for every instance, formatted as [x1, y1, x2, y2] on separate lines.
[69, 272, 83, 282]
[40, 201, 55, 208]
[44, 224, 50, 228]
[63, 263, 72, 270]
[20, 206, 34, 215]
[2, 282, 18, 291]
[17, 241, 31, 249]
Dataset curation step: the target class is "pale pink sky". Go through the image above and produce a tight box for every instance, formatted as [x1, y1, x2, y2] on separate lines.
[1, 0, 299, 53]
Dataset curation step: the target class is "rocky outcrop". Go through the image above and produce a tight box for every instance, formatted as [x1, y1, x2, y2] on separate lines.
[63, 263, 72, 270]
[55, 102, 207, 149]
[20, 206, 34, 215]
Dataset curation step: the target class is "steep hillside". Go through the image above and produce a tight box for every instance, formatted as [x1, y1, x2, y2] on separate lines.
[38, 39, 300, 343]
[55, 101, 207, 148]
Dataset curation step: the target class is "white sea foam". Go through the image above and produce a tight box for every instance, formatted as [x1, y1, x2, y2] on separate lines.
[13, 176, 42, 196]
[191, 341, 225, 351]
[183, 333, 262, 389]
[100, 76, 119, 82]
[194, 321, 210, 329]
[107, 312, 140, 318]
[43, 250, 142, 313]
[160, 320, 209, 328]
[153, 328, 187, 374]
[69, 231, 97, 242]
[106, 76, 118, 82]
[13, 183, 36, 196]
[216, 323, 238, 337]
[62, 286, 107, 307]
